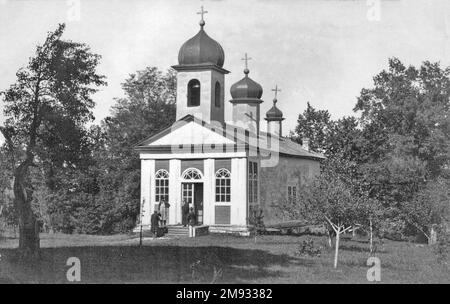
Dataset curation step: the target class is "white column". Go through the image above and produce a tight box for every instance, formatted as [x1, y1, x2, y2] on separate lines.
[169, 159, 181, 225]
[231, 157, 247, 226]
[141, 159, 155, 225]
[203, 158, 215, 225]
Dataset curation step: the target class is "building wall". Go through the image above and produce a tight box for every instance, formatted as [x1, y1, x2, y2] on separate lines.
[176, 70, 225, 123]
[139, 152, 248, 227]
[231, 103, 260, 134]
[259, 156, 321, 225]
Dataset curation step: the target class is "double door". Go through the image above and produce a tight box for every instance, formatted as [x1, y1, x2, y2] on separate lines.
[181, 183, 203, 225]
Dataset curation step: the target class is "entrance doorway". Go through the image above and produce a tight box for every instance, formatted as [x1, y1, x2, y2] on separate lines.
[181, 183, 203, 225]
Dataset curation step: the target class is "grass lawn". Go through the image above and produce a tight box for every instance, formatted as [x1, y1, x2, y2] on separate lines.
[0, 233, 448, 283]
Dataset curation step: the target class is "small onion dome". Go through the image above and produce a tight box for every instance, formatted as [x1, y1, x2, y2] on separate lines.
[178, 25, 225, 67]
[265, 98, 284, 121]
[230, 69, 263, 102]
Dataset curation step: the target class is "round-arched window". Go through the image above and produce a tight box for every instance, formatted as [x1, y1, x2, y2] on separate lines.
[155, 169, 169, 203]
[214, 81, 221, 107]
[187, 79, 200, 107]
[182, 168, 203, 180]
[215, 168, 231, 202]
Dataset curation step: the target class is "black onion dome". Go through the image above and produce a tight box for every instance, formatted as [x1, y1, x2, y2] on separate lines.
[230, 70, 263, 100]
[265, 99, 284, 121]
[178, 27, 225, 67]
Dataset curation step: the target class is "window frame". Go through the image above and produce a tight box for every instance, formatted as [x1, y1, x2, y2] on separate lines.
[187, 79, 201, 107]
[287, 185, 297, 203]
[155, 169, 169, 203]
[214, 81, 221, 108]
[215, 168, 231, 203]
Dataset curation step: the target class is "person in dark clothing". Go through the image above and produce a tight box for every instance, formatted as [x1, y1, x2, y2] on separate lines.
[181, 199, 189, 227]
[187, 207, 196, 237]
[150, 210, 160, 238]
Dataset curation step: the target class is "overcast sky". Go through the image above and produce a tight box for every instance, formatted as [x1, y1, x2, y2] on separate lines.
[1, 0, 450, 142]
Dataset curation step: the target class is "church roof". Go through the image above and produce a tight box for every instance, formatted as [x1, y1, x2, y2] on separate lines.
[265, 98, 284, 121]
[177, 25, 225, 68]
[230, 69, 263, 102]
[135, 115, 324, 160]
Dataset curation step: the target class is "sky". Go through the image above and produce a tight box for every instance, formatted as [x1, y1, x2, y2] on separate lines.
[1, 0, 450, 143]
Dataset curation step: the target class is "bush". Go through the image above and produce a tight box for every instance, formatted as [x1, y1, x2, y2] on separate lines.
[296, 237, 322, 257]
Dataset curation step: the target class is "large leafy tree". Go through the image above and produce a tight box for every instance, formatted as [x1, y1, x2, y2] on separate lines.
[94, 67, 176, 232]
[0, 24, 106, 257]
[292, 102, 332, 153]
[355, 58, 450, 177]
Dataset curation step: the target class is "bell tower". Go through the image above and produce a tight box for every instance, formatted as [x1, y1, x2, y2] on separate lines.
[172, 6, 229, 124]
[229, 53, 264, 135]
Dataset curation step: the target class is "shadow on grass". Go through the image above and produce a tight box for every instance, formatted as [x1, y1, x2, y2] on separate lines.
[0, 245, 305, 283]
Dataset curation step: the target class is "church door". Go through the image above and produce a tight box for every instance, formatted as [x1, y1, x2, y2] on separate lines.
[193, 183, 203, 225]
[181, 183, 203, 225]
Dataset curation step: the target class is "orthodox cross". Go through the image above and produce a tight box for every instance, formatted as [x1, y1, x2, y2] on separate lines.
[272, 85, 281, 99]
[197, 6, 208, 24]
[241, 53, 252, 70]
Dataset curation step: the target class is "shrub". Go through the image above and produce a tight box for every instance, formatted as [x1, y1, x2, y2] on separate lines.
[296, 237, 322, 257]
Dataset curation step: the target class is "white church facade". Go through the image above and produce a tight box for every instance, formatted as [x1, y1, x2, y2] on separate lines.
[135, 9, 324, 233]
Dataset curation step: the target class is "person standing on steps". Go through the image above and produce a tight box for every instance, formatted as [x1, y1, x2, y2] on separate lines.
[159, 199, 168, 227]
[187, 207, 196, 237]
[182, 199, 189, 227]
[150, 210, 160, 239]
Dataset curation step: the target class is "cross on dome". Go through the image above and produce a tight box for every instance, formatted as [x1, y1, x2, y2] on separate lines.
[272, 85, 281, 102]
[197, 6, 208, 27]
[241, 53, 252, 74]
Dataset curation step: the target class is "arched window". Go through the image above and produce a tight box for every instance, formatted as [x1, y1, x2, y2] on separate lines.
[215, 168, 231, 202]
[182, 168, 203, 180]
[155, 169, 169, 203]
[214, 81, 221, 107]
[187, 79, 200, 107]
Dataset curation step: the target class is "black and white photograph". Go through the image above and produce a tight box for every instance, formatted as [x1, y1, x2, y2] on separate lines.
[0, 0, 449, 286]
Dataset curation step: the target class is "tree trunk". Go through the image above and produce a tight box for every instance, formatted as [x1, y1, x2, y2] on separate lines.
[334, 230, 340, 268]
[14, 168, 40, 260]
[326, 227, 333, 248]
[429, 226, 437, 245]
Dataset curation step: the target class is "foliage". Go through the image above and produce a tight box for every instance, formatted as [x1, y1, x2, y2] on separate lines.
[401, 177, 450, 243]
[248, 207, 265, 242]
[296, 237, 322, 257]
[291, 102, 331, 153]
[292, 57, 450, 243]
[0, 23, 106, 256]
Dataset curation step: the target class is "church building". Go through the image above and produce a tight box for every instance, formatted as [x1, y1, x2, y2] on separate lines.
[135, 8, 324, 234]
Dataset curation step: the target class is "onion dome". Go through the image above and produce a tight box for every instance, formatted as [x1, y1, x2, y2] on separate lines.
[265, 98, 284, 121]
[178, 21, 225, 67]
[230, 69, 263, 103]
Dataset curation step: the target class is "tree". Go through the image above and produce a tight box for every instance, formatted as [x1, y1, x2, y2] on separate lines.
[354, 58, 450, 177]
[401, 177, 450, 245]
[0, 24, 106, 258]
[277, 159, 364, 268]
[97, 67, 176, 232]
[292, 102, 332, 153]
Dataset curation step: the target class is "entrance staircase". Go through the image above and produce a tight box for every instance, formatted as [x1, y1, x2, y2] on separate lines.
[166, 225, 189, 238]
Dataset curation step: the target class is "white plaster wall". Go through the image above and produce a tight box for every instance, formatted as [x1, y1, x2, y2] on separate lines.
[140, 159, 155, 225]
[230, 157, 248, 226]
[267, 121, 282, 137]
[176, 70, 212, 122]
[168, 159, 181, 225]
[203, 158, 215, 225]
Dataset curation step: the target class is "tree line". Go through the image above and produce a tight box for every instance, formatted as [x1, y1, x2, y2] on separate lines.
[280, 58, 450, 267]
[0, 25, 176, 258]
